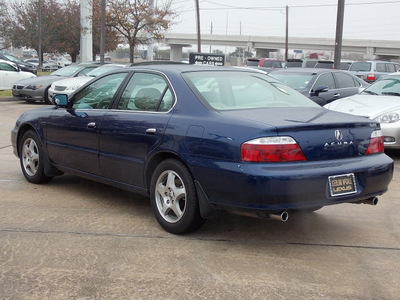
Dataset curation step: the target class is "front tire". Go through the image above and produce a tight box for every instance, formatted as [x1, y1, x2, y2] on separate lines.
[19, 130, 53, 184]
[150, 159, 205, 234]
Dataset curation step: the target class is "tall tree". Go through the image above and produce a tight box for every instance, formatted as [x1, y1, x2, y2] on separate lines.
[95, 0, 176, 63]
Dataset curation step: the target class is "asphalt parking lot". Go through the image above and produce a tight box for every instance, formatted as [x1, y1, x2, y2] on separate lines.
[1, 98, 399, 299]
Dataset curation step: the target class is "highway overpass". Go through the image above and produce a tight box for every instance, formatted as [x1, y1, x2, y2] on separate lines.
[164, 33, 400, 61]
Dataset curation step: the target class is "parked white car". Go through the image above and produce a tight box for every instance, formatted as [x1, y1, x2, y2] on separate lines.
[0, 59, 36, 90]
[48, 64, 125, 102]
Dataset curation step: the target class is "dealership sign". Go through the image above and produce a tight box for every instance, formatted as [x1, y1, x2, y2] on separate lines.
[189, 52, 225, 66]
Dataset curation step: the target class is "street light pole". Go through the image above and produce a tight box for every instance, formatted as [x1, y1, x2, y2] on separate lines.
[38, 0, 42, 72]
[285, 5, 289, 61]
[334, 0, 345, 69]
[195, 0, 201, 52]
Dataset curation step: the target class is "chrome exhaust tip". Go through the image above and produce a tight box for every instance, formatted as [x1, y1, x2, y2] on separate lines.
[269, 211, 289, 222]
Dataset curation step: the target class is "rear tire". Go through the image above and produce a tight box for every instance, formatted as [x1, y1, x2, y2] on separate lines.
[150, 159, 205, 234]
[19, 130, 53, 184]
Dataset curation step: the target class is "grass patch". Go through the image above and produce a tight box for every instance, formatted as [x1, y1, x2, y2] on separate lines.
[0, 90, 12, 97]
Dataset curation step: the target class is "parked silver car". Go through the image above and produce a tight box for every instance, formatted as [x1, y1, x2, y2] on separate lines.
[324, 73, 400, 149]
[12, 63, 100, 104]
[348, 60, 400, 83]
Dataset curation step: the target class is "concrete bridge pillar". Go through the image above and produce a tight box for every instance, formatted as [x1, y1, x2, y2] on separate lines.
[364, 47, 376, 60]
[170, 45, 184, 61]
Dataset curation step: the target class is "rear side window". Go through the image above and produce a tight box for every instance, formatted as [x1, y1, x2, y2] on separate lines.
[350, 62, 371, 72]
[387, 64, 396, 73]
[334, 72, 359, 88]
[314, 73, 335, 90]
[376, 63, 386, 72]
[116, 72, 174, 112]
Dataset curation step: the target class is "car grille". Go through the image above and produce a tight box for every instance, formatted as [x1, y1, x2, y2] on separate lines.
[13, 84, 24, 90]
[54, 86, 67, 91]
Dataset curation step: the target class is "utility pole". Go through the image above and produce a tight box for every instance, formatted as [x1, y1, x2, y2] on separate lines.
[147, 0, 154, 61]
[334, 0, 345, 69]
[195, 0, 201, 52]
[285, 6, 289, 61]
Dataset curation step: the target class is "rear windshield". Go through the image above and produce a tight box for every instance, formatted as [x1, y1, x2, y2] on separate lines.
[262, 61, 283, 68]
[183, 71, 318, 110]
[246, 60, 259, 66]
[349, 62, 371, 72]
[286, 61, 302, 68]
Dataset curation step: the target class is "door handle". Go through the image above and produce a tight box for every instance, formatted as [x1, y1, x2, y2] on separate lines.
[87, 122, 96, 129]
[333, 93, 340, 98]
[146, 128, 157, 135]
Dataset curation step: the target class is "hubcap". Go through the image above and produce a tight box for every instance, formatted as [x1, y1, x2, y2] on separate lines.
[22, 138, 39, 177]
[155, 170, 186, 223]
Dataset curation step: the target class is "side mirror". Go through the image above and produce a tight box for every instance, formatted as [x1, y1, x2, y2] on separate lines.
[312, 85, 329, 96]
[53, 94, 68, 107]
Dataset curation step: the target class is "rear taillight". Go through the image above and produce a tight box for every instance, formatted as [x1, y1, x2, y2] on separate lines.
[366, 74, 376, 81]
[241, 137, 306, 162]
[366, 130, 384, 154]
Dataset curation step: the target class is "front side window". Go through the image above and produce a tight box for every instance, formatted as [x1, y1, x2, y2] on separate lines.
[72, 72, 128, 109]
[183, 71, 318, 110]
[0, 62, 16, 72]
[116, 72, 174, 112]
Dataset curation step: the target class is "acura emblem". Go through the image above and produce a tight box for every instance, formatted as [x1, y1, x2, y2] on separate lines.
[335, 130, 343, 140]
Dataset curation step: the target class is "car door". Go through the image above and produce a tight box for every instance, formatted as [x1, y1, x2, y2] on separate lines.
[0, 61, 20, 89]
[309, 72, 337, 105]
[45, 72, 129, 175]
[332, 71, 362, 100]
[98, 71, 175, 189]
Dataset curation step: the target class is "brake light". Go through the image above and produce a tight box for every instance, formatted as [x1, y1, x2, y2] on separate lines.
[241, 137, 306, 162]
[366, 74, 376, 81]
[366, 130, 384, 154]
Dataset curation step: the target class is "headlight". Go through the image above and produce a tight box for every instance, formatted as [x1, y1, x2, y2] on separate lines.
[26, 84, 42, 90]
[374, 112, 400, 123]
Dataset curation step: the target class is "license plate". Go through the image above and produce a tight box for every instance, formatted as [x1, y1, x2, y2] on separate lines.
[12, 90, 19, 96]
[329, 173, 357, 197]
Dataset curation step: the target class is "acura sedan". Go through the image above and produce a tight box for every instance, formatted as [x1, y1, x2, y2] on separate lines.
[269, 68, 369, 106]
[11, 64, 393, 234]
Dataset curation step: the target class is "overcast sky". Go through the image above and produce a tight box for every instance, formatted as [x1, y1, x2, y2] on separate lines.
[168, 0, 400, 41]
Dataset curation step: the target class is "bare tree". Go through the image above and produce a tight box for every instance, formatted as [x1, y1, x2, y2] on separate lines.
[94, 0, 176, 63]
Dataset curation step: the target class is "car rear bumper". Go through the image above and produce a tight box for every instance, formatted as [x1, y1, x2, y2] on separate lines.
[190, 153, 394, 212]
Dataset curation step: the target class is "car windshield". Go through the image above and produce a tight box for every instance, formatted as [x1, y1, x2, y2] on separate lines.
[360, 77, 400, 96]
[50, 64, 84, 76]
[268, 72, 313, 90]
[183, 71, 318, 110]
[349, 62, 371, 72]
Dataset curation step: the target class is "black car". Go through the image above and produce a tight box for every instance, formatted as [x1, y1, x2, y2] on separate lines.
[269, 68, 369, 106]
[0, 53, 37, 74]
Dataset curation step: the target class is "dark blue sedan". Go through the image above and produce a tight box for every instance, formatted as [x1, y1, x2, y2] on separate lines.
[11, 64, 393, 234]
